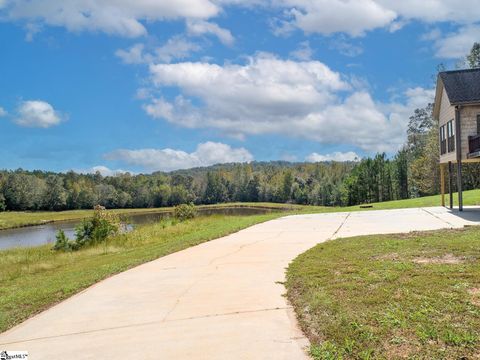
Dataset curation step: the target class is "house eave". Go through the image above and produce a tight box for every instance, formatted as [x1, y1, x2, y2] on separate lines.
[433, 76, 444, 121]
[449, 100, 480, 107]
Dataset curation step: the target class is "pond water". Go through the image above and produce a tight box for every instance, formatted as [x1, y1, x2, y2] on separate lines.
[0, 207, 281, 250]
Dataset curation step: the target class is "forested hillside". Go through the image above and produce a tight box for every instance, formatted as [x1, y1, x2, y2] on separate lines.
[1, 44, 479, 212]
[1, 101, 478, 212]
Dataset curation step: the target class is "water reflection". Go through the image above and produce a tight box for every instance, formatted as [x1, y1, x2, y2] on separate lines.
[0, 207, 280, 250]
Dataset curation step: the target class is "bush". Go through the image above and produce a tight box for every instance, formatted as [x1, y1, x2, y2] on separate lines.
[52, 230, 73, 251]
[173, 203, 197, 221]
[53, 205, 120, 251]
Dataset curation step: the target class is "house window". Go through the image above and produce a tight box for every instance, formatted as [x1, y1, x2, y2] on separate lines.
[477, 114, 480, 135]
[440, 125, 447, 155]
[447, 119, 455, 153]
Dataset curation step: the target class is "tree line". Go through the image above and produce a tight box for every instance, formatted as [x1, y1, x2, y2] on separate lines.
[1, 44, 479, 212]
[0, 161, 354, 211]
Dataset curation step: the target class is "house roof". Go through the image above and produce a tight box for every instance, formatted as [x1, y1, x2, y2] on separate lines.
[439, 68, 480, 105]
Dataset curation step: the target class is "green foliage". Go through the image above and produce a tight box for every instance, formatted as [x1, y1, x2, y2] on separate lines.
[53, 206, 120, 251]
[0, 194, 5, 212]
[74, 206, 120, 247]
[466, 42, 480, 69]
[52, 230, 71, 251]
[204, 172, 229, 204]
[43, 175, 67, 210]
[173, 203, 197, 221]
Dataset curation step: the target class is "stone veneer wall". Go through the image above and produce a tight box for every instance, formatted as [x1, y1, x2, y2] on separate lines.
[460, 105, 480, 159]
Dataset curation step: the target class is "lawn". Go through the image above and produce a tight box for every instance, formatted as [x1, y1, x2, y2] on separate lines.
[286, 227, 480, 359]
[0, 212, 287, 333]
[342, 188, 480, 211]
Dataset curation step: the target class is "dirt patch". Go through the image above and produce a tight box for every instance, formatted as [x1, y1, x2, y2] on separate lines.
[468, 288, 480, 306]
[412, 253, 464, 265]
[382, 333, 421, 359]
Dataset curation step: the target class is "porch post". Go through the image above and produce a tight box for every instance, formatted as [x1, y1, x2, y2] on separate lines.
[455, 106, 463, 211]
[448, 161, 453, 209]
[457, 161, 463, 211]
[440, 163, 445, 207]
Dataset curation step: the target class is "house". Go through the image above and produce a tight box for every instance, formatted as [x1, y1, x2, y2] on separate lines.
[433, 68, 480, 211]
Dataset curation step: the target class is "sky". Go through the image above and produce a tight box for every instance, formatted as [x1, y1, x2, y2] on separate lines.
[0, 0, 479, 175]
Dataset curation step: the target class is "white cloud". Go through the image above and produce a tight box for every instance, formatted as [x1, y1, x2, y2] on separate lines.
[3, 0, 480, 42]
[432, 25, 480, 59]
[24, 22, 42, 41]
[378, 0, 480, 25]
[14, 100, 64, 128]
[143, 98, 174, 120]
[420, 28, 442, 42]
[2, 0, 219, 37]
[329, 36, 363, 57]
[116, 37, 201, 64]
[306, 151, 360, 162]
[105, 142, 254, 171]
[115, 43, 148, 64]
[281, 153, 298, 162]
[289, 41, 313, 60]
[144, 53, 432, 152]
[273, 0, 480, 43]
[154, 37, 202, 62]
[186, 20, 235, 45]
[0, 106, 7, 117]
[278, 0, 396, 37]
[77, 166, 131, 177]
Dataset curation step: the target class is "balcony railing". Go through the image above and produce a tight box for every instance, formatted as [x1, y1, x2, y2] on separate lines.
[468, 134, 480, 155]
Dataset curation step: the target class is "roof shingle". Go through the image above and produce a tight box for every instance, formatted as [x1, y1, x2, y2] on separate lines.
[440, 68, 480, 105]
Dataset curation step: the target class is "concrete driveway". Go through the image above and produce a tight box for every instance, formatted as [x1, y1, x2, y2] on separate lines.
[1, 207, 479, 359]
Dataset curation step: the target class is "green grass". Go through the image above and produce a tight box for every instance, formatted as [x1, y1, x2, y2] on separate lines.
[0, 212, 287, 333]
[286, 227, 480, 359]
[0, 202, 301, 230]
[343, 188, 480, 211]
[2, 189, 480, 231]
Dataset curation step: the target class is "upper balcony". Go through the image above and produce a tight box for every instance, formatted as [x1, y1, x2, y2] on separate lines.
[468, 134, 480, 159]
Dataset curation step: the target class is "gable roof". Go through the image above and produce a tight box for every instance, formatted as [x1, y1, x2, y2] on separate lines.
[439, 68, 480, 105]
[433, 68, 480, 120]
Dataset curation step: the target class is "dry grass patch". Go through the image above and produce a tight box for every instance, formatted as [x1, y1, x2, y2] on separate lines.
[412, 253, 465, 265]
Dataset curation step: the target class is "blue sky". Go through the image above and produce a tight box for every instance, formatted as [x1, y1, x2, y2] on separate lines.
[0, 0, 479, 174]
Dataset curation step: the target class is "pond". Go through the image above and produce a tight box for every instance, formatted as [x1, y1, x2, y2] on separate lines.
[0, 207, 282, 250]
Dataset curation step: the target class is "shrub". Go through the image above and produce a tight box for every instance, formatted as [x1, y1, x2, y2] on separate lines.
[74, 205, 120, 246]
[53, 229, 73, 251]
[53, 205, 120, 251]
[173, 203, 197, 221]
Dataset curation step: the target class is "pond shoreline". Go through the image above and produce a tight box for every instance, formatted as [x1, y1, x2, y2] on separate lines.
[0, 203, 300, 232]
[0, 205, 294, 250]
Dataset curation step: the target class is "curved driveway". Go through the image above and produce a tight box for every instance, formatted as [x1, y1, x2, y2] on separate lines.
[1, 207, 479, 359]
